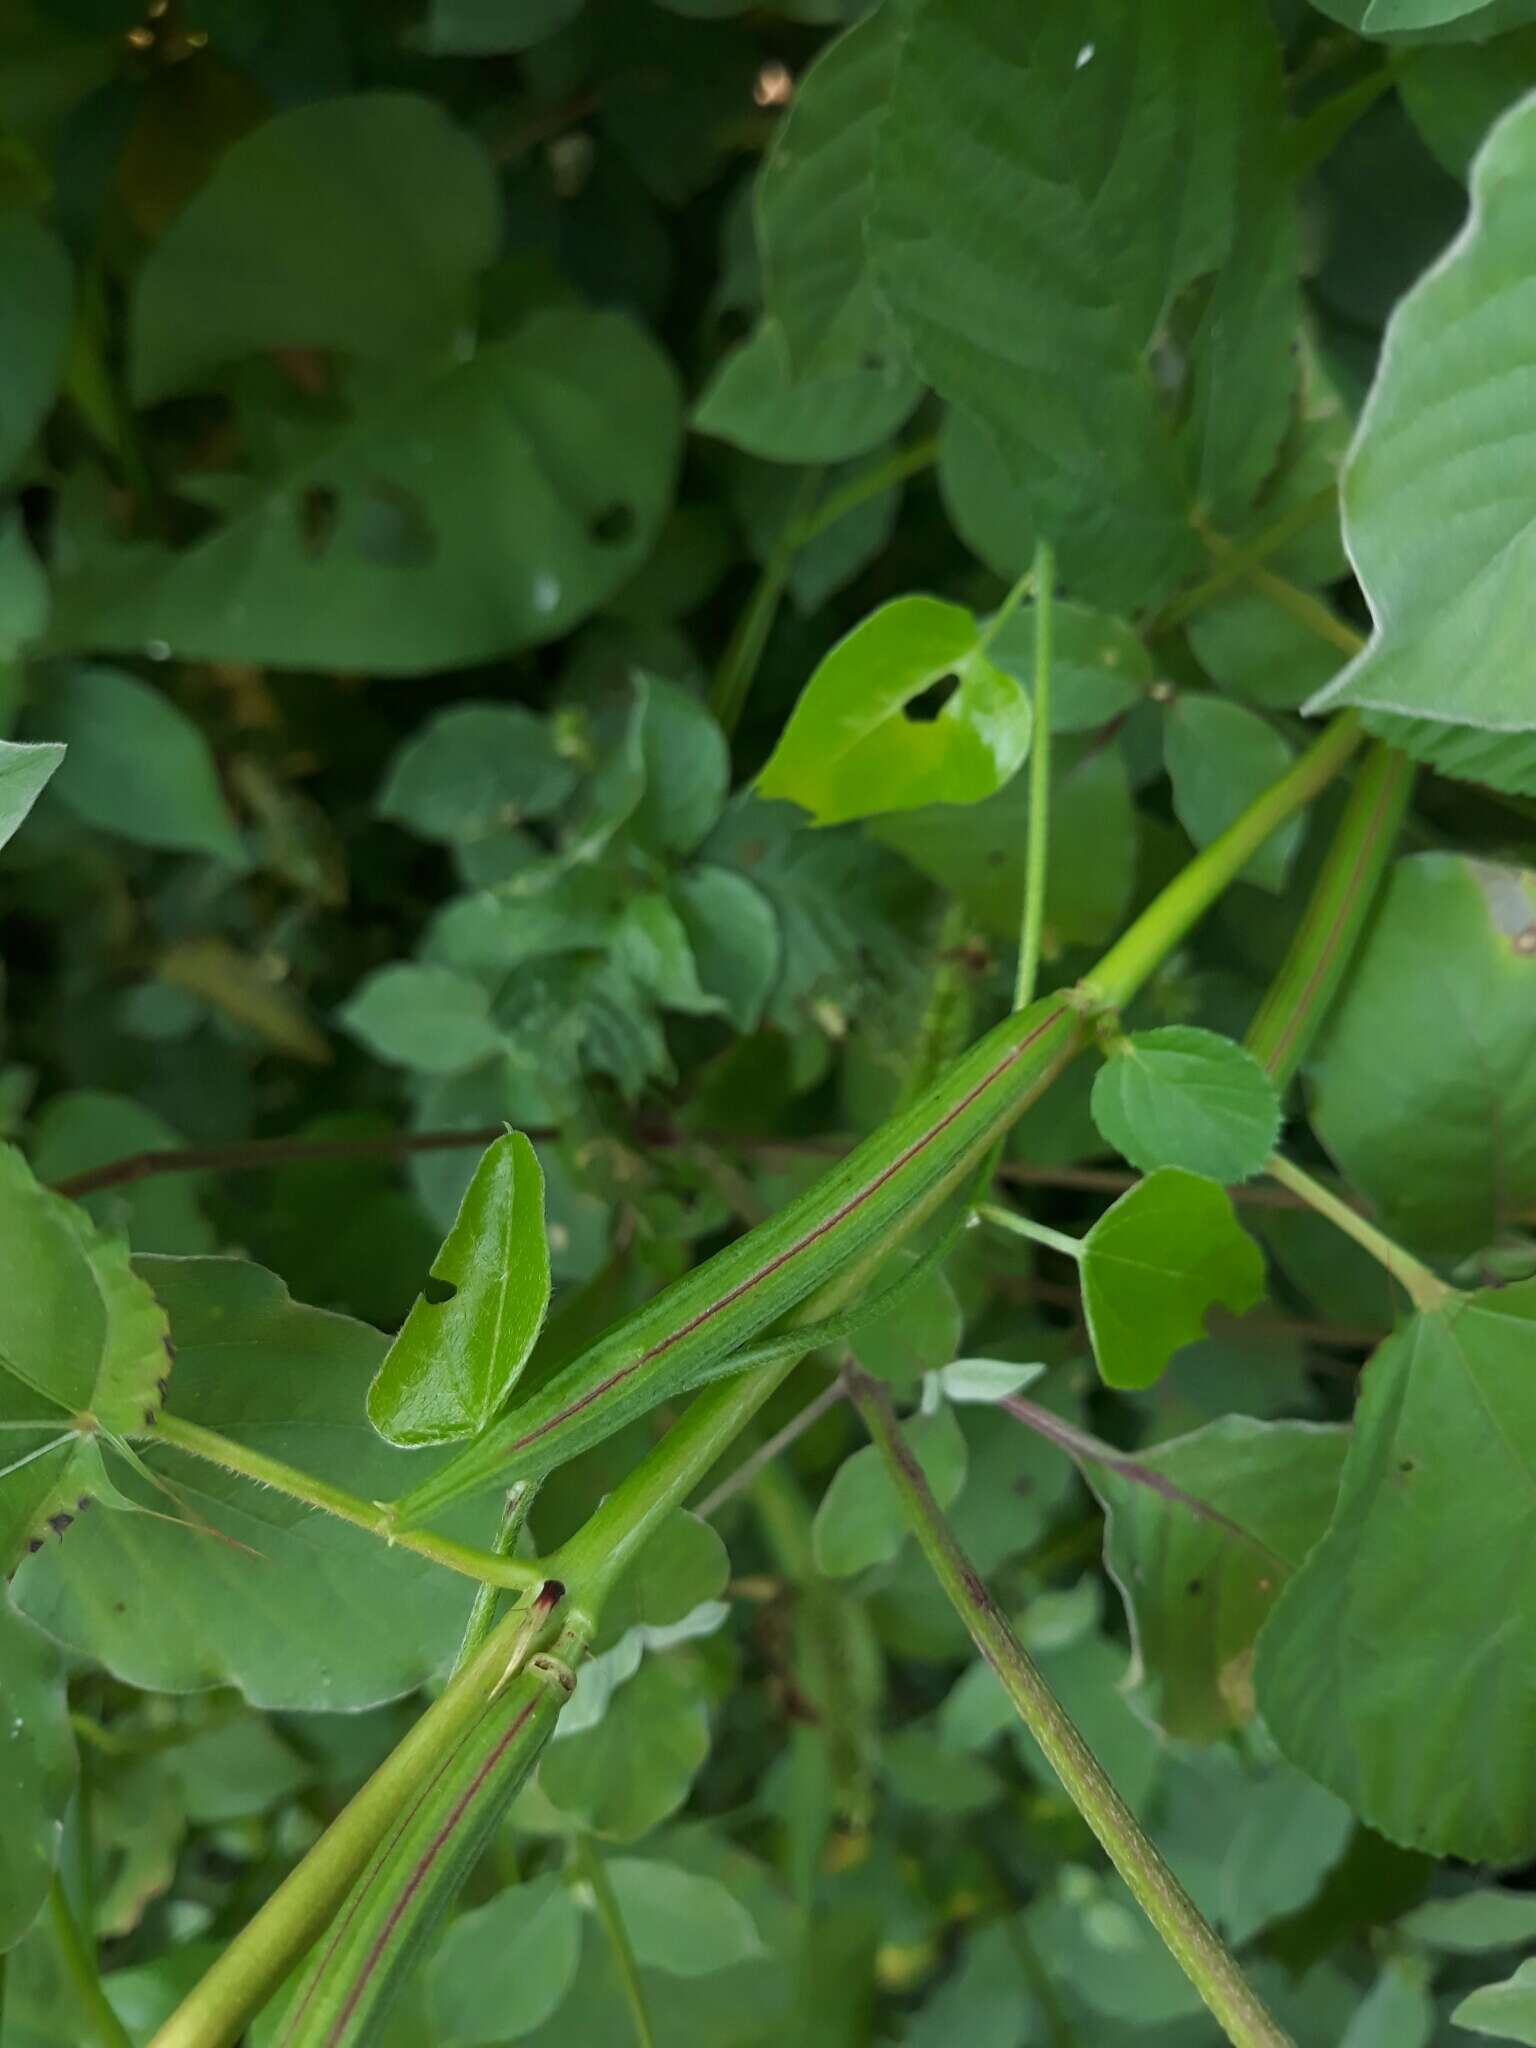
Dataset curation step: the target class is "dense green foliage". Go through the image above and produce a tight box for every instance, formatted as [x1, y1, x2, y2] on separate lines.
[2, 1, 1535, 2043]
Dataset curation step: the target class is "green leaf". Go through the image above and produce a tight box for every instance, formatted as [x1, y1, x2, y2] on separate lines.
[0, 212, 71, 484]
[1256, 1281, 1536, 1863]
[0, 511, 50, 663]
[376, 705, 578, 845]
[426, 1873, 583, 2043]
[1160, 1749, 1353, 1948]
[1308, 853, 1536, 1258]
[1187, 590, 1343, 710]
[630, 676, 729, 857]
[592, 1511, 730, 1654]
[1400, 1888, 1536, 1952]
[1164, 696, 1303, 893]
[39, 666, 244, 863]
[29, 1092, 214, 1255]
[870, 0, 1291, 605]
[418, 0, 584, 55]
[0, 1145, 172, 1572]
[812, 1405, 966, 1578]
[603, 1859, 764, 1975]
[933, 1358, 1045, 1404]
[0, 740, 63, 852]
[870, 734, 1135, 947]
[616, 892, 722, 1016]
[0, 1593, 75, 1953]
[341, 963, 504, 1076]
[987, 599, 1151, 732]
[368, 1132, 550, 1446]
[129, 93, 500, 402]
[1400, 35, 1536, 178]
[755, 7, 900, 379]
[850, 1249, 961, 1384]
[1307, 92, 1536, 792]
[1091, 1027, 1282, 1184]
[163, 1715, 311, 1824]
[13, 1257, 497, 1709]
[757, 596, 1031, 827]
[669, 867, 780, 1032]
[1080, 1168, 1266, 1390]
[693, 320, 921, 464]
[50, 310, 681, 673]
[539, 1653, 710, 1841]
[1093, 1416, 1347, 1738]
[1455, 1960, 1536, 2045]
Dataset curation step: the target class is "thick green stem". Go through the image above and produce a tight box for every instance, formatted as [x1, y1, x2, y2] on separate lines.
[843, 1368, 1293, 2048]
[150, 1595, 560, 2048]
[1245, 742, 1411, 1085]
[151, 1411, 541, 1591]
[1084, 715, 1363, 1012]
[49, 1877, 132, 2048]
[576, 1838, 656, 2048]
[1015, 539, 1055, 1010]
[1265, 1155, 1450, 1313]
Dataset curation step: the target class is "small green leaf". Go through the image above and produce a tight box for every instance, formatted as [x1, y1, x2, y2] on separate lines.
[41, 667, 245, 863]
[0, 1593, 75, 1953]
[669, 867, 780, 1031]
[693, 321, 921, 464]
[603, 1858, 765, 1975]
[1455, 1962, 1536, 2045]
[933, 1358, 1045, 1404]
[163, 1716, 311, 1824]
[1400, 1888, 1536, 1953]
[616, 892, 723, 1016]
[426, 1874, 583, 2043]
[376, 704, 578, 844]
[368, 1132, 551, 1446]
[0, 740, 64, 853]
[1093, 1416, 1347, 1738]
[987, 599, 1151, 732]
[592, 1510, 730, 1654]
[0, 213, 71, 484]
[630, 676, 729, 857]
[341, 963, 503, 1075]
[1081, 1168, 1266, 1390]
[1091, 1027, 1282, 1184]
[540, 1653, 710, 1841]
[850, 1250, 961, 1384]
[757, 596, 1031, 826]
[129, 93, 500, 402]
[812, 1405, 966, 1578]
[1164, 696, 1303, 893]
[1256, 1280, 1536, 1864]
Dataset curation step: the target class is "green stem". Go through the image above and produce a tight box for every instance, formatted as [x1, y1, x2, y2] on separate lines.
[576, 1838, 656, 2048]
[151, 1411, 541, 1591]
[1264, 1155, 1449, 1314]
[1156, 486, 1337, 632]
[149, 1595, 554, 2048]
[1015, 538, 1055, 1009]
[48, 1877, 132, 2048]
[1244, 742, 1411, 1085]
[978, 1202, 1082, 1264]
[791, 433, 939, 549]
[842, 1368, 1293, 2048]
[453, 1481, 539, 1672]
[1084, 715, 1363, 1011]
[1244, 564, 1364, 659]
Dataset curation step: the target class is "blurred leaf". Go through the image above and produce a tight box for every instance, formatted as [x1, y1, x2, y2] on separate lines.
[1091, 1026, 1281, 1184]
[670, 867, 780, 1032]
[812, 1405, 966, 1578]
[604, 1858, 764, 1975]
[1399, 1887, 1536, 1951]
[51, 311, 681, 673]
[158, 938, 331, 1066]
[418, 0, 584, 55]
[130, 93, 499, 401]
[540, 1653, 710, 1840]
[1339, 1959, 1435, 2048]
[163, 1715, 310, 1823]
[0, 212, 71, 483]
[932, 1358, 1044, 1404]
[987, 598, 1151, 732]
[0, 1144, 171, 1571]
[13, 1257, 496, 1709]
[29, 1091, 214, 1254]
[1081, 1169, 1266, 1390]
[630, 675, 729, 857]
[592, 1510, 730, 1653]
[850, 1250, 961, 1385]
[1094, 1416, 1347, 1738]
[1164, 696, 1302, 893]
[1400, 34, 1536, 177]
[427, 1873, 582, 2043]
[376, 704, 579, 845]
[0, 1593, 74, 1953]
[1308, 92, 1536, 791]
[1256, 1281, 1536, 1863]
[342, 963, 504, 1076]
[1454, 1961, 1536, 2045]
[1309, 854, 1536, 1259]
[369, 1131, 551, 1446]
[694, 320, 921, 464]
[0, 739, 63, 850]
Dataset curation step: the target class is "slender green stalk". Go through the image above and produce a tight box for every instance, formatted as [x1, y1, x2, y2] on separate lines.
[149, 1593, 564, 2048]
[1085, 715, 1363, 1011]
[1015, 538, 1055, 1010]
[453, 1482, 539, 1672]
[1157, 486, 1337, 632]
[791, 433, 939, 549]
[151, 1411, 540, 1591]
[576, 1837, 656, 2048]
[1265, 1155, 1449, 1313]
[842, 1368, 1293, 2048]
[49, 1877, 132, 2048]
[1245, 565, 1364, 659]
[978, 1202, 1082, 1264]
[1245, 742, 1411, 1084]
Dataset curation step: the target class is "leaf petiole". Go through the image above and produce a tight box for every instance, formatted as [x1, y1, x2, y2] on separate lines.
[978, 1201, 1083, 1264]
[1264, 1154, 1451, 1314]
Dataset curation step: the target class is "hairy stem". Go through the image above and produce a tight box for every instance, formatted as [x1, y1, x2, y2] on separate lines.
[49, 1877, 132, 2048]
[843, 1368, 1293, 2048]
[1265, 1155, 1449, 1313]
[1245, 741, 1411, 1084]
[150, 1412, 541, 1590]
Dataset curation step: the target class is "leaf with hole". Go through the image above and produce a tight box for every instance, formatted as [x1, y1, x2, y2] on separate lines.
[1080, 1168, 1266, 1391]
[1091, 1027, 1282, 1184]
[368, 1132, 551, 1446]
[756, 596, 1031, 826]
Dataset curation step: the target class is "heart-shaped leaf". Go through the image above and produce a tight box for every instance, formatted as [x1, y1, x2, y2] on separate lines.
[1091, 1027, 1282, 1184]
